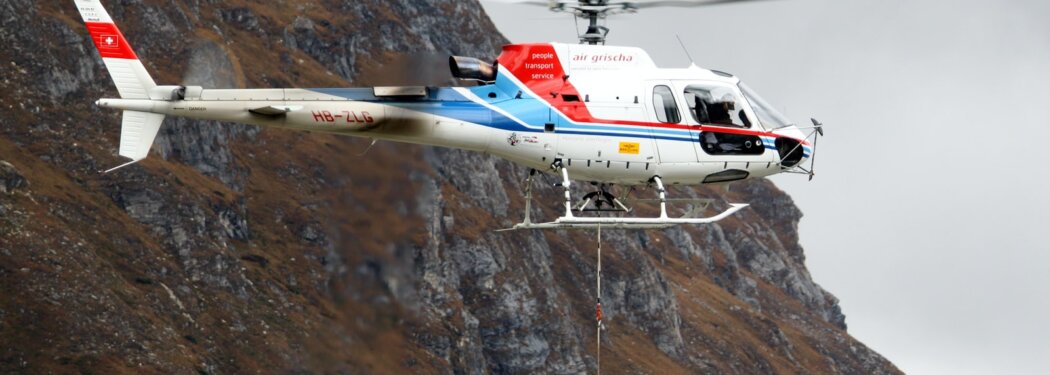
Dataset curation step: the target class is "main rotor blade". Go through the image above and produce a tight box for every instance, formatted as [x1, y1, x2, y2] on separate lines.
[623, 0, 776, 8]
[487, 0, 776, 9]
[483, 0, 558, 6]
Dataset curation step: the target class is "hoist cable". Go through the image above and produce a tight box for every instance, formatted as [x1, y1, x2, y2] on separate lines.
[596, 223, 602, 375]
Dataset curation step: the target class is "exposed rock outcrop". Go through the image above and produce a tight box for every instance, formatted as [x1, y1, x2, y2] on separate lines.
[0, 1, 897, 374]
[0, 161, 28, 195]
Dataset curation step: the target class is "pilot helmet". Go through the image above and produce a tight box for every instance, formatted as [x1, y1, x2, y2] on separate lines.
[718, 93, 736, 111]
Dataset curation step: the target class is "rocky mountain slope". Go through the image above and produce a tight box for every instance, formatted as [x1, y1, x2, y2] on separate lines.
[0, 0, 899, 373]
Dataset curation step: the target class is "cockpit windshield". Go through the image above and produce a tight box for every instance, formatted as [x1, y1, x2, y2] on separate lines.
[739, 83, 793, 129]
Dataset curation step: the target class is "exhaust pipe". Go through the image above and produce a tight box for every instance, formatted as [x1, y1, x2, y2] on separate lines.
[449, 56, 496, 82]
[148, 85, 186, 101]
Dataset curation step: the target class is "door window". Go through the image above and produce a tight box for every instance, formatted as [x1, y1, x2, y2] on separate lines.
[652, 85, 681, 124]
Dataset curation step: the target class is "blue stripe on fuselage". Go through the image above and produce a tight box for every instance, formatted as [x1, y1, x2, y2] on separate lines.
[309, 87, 531, 132]
[306, 82, 702, 142]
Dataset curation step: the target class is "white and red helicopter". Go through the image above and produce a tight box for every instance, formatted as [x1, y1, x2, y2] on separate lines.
[75, 0, 822, 230]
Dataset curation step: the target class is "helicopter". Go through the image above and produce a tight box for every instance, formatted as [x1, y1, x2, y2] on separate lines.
[74, 0, 822, 230]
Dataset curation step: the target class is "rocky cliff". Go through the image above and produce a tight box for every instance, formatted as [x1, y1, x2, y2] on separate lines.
[0, 1, 899, 374]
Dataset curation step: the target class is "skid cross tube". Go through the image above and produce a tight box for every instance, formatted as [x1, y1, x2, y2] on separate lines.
[561, 166, 574, 219]
[523, 169, 535, 225]
[652, 176, 669, 219]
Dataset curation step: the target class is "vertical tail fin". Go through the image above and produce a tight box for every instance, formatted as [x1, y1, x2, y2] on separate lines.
[103, 111, 165, 173]
[75, 0, 164, 171]
[75, 0, 157, 98]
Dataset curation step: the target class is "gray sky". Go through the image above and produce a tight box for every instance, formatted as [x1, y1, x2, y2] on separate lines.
[481, 0, 1050, 374]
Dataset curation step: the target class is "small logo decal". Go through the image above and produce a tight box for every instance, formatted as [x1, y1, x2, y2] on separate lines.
[507, 132, 520, 146]
[100, 34, 119, 49]
[618, 142, 640, 155]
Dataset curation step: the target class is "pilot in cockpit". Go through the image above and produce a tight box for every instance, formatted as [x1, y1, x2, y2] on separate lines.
[708, 94, 736, 126]
[687, 86, 749, 129]
[692, 90, 748, 152]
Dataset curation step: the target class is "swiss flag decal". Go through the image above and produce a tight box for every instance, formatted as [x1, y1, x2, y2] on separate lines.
[99, 34, 119, 49]
[85, 23, 137, 60]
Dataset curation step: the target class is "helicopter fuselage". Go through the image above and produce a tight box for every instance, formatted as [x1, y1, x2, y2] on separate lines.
[97, 43, 812, 185]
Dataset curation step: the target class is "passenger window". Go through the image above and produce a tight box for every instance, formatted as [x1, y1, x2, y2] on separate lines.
[652, 85, 681, 124]
[699, 131, 765, 156]
[684, 84, 750, 128]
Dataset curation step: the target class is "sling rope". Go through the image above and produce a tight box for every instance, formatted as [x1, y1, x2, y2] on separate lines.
[596, 223, 603, 375]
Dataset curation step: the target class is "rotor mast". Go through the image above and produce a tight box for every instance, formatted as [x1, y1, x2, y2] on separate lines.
[551, 0, 629, 45]
[577, 2, 613, 45]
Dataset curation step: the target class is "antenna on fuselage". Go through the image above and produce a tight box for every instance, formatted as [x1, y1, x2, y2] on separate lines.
[675, 34, 696, 66]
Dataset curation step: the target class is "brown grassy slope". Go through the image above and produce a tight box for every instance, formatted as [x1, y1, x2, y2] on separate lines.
[0, 0, 899, 374]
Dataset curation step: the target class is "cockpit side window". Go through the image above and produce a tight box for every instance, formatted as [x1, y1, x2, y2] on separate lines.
[652, 85, 681, 124]
[683, 84, 751, 128]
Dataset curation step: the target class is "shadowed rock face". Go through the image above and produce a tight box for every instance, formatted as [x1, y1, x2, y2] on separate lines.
[0, 1, 898, 374]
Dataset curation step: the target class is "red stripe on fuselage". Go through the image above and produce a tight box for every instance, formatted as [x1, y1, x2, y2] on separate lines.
[497, 43, 810, 146]
[85, 22, 137, 60]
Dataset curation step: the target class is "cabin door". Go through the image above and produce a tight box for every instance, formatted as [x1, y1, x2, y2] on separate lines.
[645, 82, 699, 163]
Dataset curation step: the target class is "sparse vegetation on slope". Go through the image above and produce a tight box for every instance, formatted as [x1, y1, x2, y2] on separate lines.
[0, 1, 898, 373]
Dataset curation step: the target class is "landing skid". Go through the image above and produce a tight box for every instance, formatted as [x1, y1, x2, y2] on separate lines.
[501, 164, 748, 231]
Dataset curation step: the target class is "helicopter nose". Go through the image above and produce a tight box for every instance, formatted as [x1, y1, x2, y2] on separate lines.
[775, 137, 806, 167]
